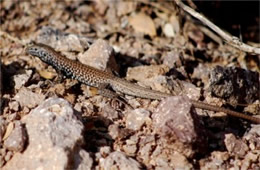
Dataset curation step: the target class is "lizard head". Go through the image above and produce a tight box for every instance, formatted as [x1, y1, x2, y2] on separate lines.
[25, 43, 54, 63]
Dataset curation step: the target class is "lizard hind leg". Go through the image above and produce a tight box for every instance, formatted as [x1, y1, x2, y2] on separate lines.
[97, 83, 119, 98]
[97, 83, 133, 109]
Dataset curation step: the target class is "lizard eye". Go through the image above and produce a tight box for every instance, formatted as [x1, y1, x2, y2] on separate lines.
[40, 51, 46, 57]
[26, 46, 36, 55]
[28, 47, 37, 52]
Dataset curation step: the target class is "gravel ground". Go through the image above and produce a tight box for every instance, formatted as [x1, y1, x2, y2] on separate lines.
[1, 1, 259, 169]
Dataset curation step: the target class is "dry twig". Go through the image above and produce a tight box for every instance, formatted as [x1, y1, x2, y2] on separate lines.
[174, 0, 260, 54]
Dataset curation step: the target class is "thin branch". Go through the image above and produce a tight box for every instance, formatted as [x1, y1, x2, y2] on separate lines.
[174, 0, 260, 54]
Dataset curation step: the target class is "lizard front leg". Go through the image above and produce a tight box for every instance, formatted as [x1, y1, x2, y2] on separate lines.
[96, 83, 133, 109]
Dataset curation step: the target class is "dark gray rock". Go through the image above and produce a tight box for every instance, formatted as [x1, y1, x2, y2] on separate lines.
[209, 66, 259, 106]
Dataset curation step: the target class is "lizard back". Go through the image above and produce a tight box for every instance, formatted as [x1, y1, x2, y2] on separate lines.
[26, 43, 113, 87]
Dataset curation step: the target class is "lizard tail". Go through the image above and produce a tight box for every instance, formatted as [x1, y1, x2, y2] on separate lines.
[190, 99, 260, 124]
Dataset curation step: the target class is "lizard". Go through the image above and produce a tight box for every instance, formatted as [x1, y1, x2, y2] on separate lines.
[25, 43, 260, 124]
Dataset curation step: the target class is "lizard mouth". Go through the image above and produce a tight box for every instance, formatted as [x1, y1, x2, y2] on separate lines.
[25, 46, 38, 56]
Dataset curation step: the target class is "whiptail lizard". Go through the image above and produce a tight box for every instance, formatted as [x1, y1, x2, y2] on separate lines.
[25, 43, 260, 124]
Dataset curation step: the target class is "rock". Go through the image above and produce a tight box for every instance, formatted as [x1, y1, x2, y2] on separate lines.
[123, 135, 138, 155]
[73, 150, 93, 170]
[0, 56, 1, 109]
[78, 39, 118, 73]
[4, 151, 12, 162]
[151, 149, 173, 170]
[169, 14, 180, 35]
[14, 87, 45, 108]
[0, 117, 6, 143]
[192, 63, 210, 86]
[244, 100, 260, 116]
[116, 2, 137, 16]
[108, 124, 133, 140]
[127, 65, 169, 82]
[100, 104, 120, 121]
[12, 70, 32, 90]
[126, 65, 170, 93]
[199, 151, 230, 169]
[181, 81, 201, 100]
[150, 145, 193, 169]
[211, 151, 229, 164]
[0, 150, 5, 167]
[152, 96, 207, 157]
[3, 98, 92, 170]
[169, 152, 193, 170]
[99, 151, 141, 170]
[137, 134, 156, 165]
[209, 66, 259, 106]
[244, 125, 260, 150]
[187, 26, 204, 44]
[186, 23, 205, 49]
[3, 121, 26, 152]
[162, 51, 182, 69]
[153, 96, 201, 143]
[173, 34, 187, 48]
[125, 109, 151, 131]
[37, 26, 93, 52]
[38, 70, 56, 80]
[99, 146, 111, 157]
[129, 12, 156, 37]
[8, 101, 19, 112]
[7, 113, 18, 122]
[163, 23, 175, 38]
[224, 133, 249, 157]
[241, 152, 259, 170]
[93, 0, 108, 15]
